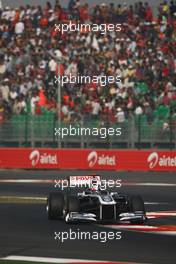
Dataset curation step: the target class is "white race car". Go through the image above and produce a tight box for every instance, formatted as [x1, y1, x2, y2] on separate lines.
[47, 175, 146, 224]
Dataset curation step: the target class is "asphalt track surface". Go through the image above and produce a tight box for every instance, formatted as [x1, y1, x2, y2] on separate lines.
[0, 170, 176, 264]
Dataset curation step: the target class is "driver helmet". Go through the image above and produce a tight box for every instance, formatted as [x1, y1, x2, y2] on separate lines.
[90, 175, 100, 191]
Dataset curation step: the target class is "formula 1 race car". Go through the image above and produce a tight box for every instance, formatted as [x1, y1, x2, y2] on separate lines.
[47, 175, 147, 224]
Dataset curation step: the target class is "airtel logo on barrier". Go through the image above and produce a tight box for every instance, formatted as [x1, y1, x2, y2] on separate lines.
[147, 152, 159, 169]
[87, 151, 116, 168]
[29, 150, 58, 166]
[147, 152, 176, 169]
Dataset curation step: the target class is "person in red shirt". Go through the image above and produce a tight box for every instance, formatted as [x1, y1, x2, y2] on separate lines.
[145, 3, 153, 22]
[0, 103, 5, 123]
[79, 4, 89, 22]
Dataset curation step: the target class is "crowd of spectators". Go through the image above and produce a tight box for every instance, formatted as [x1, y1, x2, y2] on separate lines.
[0, 0, 176, 126]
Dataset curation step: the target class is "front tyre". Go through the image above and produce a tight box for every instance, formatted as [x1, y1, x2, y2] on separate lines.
[67, 195, 80, 213]
[47, 192, 64, 220]
[130, 195, 145, 224]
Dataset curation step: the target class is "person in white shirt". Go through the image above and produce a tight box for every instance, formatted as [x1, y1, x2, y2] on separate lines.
[135, 106, 143, 115]
[92, 100, 101, 116]
[62, 105, 69, 116]
[31, 94, 39, 115]
[10, 90, 18, 100]
[116, 107, 125, 123]
[49, 59, 57, 73]
[13, 97, 27, 114]
[0, 79, 9, 102]
[15, 20, 25, 34]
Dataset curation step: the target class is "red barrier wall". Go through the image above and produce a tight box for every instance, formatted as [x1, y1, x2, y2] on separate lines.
[0, 148, 176, 171]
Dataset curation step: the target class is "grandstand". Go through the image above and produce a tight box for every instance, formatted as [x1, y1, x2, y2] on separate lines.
[0, 0, 176, 148]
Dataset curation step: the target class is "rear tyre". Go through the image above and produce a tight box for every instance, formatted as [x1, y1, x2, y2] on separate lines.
[47, 192, 64, 220]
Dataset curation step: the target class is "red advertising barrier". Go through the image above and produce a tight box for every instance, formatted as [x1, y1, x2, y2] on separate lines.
[0, 148, 176, 171]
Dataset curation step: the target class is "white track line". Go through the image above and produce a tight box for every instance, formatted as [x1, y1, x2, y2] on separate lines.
[151, 231, 176, 235]
[105, 225, 158, 230]
[0, 196, 168, 205]
[1, 256, 104, 263]
[0, 255, 137, 263]
[0, 196, 47, 201]
[0, 179, 53, 183]
[0, 194, 171, 206]
[147, 211, 176, 217]
[144, 202, 169, 205]
[0, 195, 171, 207]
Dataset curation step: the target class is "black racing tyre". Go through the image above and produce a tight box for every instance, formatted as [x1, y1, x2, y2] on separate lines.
[47, 192, 64, 220]
[130, 195, 145, 214]
[67, 195, 80, 213]
[129, 195, 145, 224]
